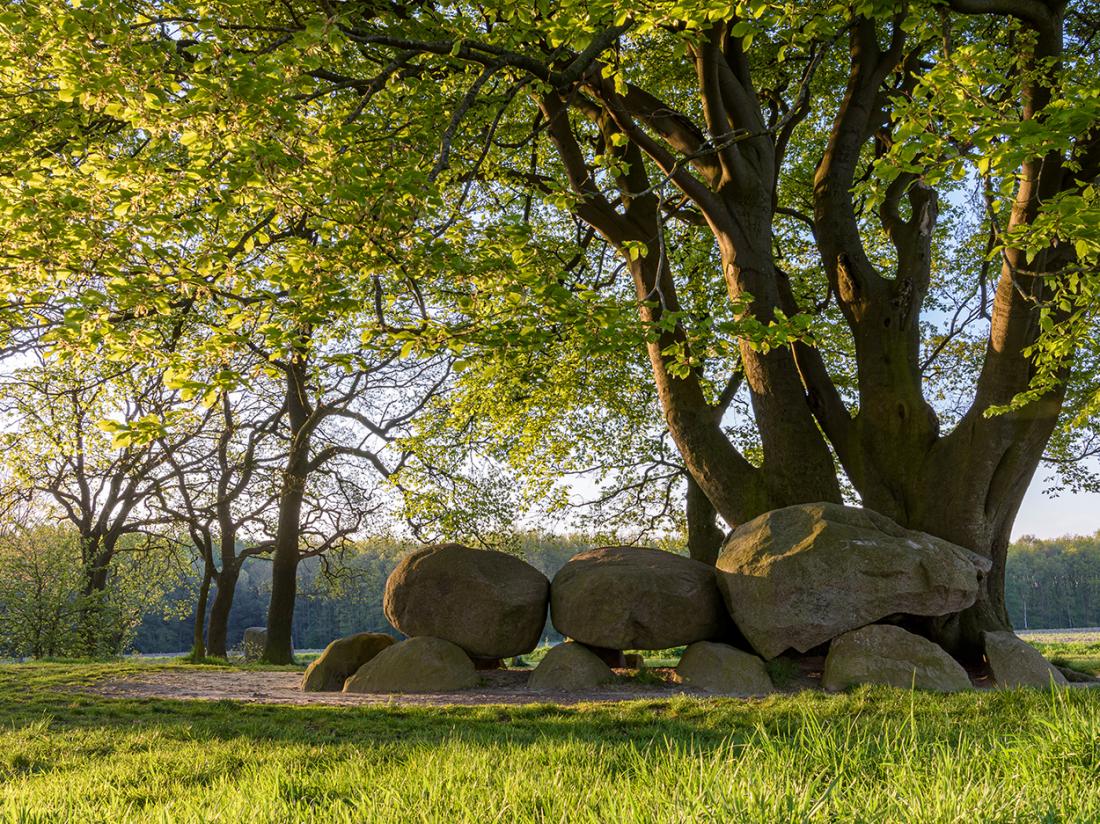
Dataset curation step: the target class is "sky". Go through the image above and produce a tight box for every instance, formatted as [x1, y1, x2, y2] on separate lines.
[1014, 482, 1100, 540]
[3, 357, 1095, 542]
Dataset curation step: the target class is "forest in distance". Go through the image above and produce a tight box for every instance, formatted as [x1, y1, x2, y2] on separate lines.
[134, 532, 1100, 654]
[58, 531, 1100, 656]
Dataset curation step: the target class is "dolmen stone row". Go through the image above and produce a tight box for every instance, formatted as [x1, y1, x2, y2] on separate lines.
[301, 502, 1069, 694]
[301, 632, 780, 696]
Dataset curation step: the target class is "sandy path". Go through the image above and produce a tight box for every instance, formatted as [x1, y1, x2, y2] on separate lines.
[78, 668, 725, 707]
[76, 660, 1095, 707]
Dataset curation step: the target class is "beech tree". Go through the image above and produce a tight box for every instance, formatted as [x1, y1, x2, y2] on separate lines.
[1, 0, 1097, 655]
[303, 0, 1097, 651]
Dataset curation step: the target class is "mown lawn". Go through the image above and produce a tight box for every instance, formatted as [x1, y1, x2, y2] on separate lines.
[0, 651, 1097, 823]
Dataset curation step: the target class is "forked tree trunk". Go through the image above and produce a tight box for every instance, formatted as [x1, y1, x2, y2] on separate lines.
[534, 13, 1074, 656]
[205, 562, 241, 659]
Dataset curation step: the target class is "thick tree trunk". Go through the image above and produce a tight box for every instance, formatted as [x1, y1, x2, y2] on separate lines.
[264, 488, 304, 664]
[796, 10, 1073, 654]
[206, 562, 241, 659]
[917, 512, 1017, 659]
[715, 226, 843, 513]
[206, 518, 241, 659]
[685, 474, 725, 566]
[623, 207, 841, 529]
[911, 393, 1062, 654]
[541, 87, 840, 531]
[77, 534, 114, 657]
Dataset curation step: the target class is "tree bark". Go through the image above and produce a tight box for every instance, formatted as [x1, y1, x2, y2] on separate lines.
[685, 474, 726, 566]
[77, 533, 115, 657]
[190, 560, 213, 659]
[206, 562, 241, 659]
[206, 507, 243, 658]
[262, 356, 311, 664]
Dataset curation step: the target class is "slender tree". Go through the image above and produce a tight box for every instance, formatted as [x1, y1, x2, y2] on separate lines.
[257, 333, 450, 663]
[0, 358, 205, 652]
[158, 387, 283, 658]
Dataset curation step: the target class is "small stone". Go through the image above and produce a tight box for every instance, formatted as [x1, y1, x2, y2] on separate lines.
[242, 627, 267, 661]
[343, 636, 478, 693]
[676, 641, 775, 695]
[983, 631, 1068, 688]
[302, 632, 395, 692]
[822, 624, 971, 692]
[528, 642, 614, 691]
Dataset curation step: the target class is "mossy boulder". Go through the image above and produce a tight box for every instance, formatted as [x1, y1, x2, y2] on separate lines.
[717, 503, 992, 659]
[675, 641, 775, 695]
[550, 546, 729, 650]
[983, 631, 1067, 688]
[384, 543, 549, 659]
[302, 632, 395, 692]
[822, 624, 971, 692]
[342, 636, 477, 693]
[527, 642, 614, 692]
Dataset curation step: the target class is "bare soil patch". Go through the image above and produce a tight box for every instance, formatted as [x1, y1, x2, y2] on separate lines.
[79, 667, 728, 706]
[76, 655, 1094, 706]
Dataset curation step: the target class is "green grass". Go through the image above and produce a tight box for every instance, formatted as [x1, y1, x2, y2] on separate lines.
[1029, 640, 1100, 679]
[0, 650, 1097, 822]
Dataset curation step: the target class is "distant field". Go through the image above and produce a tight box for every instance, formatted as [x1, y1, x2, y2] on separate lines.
[1017, 630, 1100, 679]
[1019, 627, 1100, 644]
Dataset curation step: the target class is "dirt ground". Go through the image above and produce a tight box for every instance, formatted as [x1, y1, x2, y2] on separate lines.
[77, 655, 1095, 707]
[79, 667, 773, 707]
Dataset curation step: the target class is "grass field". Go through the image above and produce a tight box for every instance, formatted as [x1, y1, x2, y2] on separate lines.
[0, 645, 1097, 823]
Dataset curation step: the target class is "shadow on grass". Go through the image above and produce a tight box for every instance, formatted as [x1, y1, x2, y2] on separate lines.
[3, 661, 1095, 764]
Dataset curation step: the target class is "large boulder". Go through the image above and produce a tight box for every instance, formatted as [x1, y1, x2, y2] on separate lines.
[983, 631, 1068, 688]
[527, 642, 614, 692]
[822, 624, 971, 692]
[384, 544, 550, 659]
[242, 627, 267, 661]
[716, 503, 992, 659]
[550, 546, 729, 650]
[302, 632, 395, 692]
[342, 636, 477, 693]
[675, 641, 775, 695]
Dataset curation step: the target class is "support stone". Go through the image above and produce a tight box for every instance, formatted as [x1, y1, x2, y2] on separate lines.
[582, 644, 626, 668]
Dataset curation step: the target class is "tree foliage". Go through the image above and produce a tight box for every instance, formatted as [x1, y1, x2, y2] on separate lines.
[0, 517, 186, 659]
[1, 0, 1098, 651]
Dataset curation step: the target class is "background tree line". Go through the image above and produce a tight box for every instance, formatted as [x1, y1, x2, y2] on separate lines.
[4, 522, 1098, 660]
[0, 527, 602, 658]
[1006, 533, 1100, 631]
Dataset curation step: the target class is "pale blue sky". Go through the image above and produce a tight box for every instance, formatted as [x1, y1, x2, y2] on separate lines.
[1014, 483, 1100, 539]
